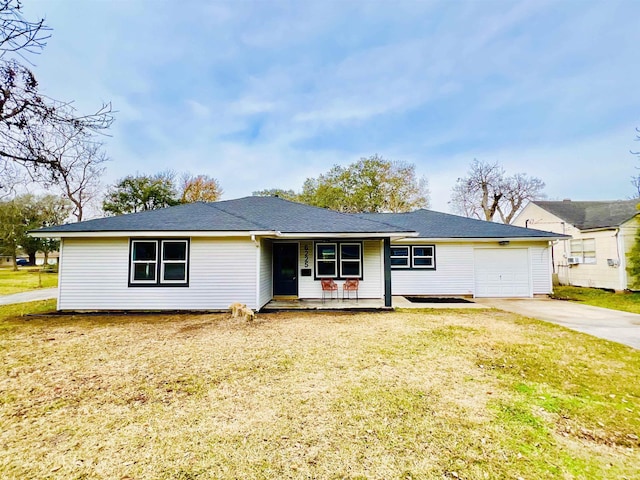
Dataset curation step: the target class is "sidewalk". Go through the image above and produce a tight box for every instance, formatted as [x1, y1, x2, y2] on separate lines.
[0, 288, 57, 306]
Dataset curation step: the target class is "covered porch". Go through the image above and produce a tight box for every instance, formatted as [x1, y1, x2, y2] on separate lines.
[262, 297, 390, 311]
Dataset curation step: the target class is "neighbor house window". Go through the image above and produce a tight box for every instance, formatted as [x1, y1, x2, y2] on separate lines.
[412, 246, 435, 269]
[130, 239, 189, 286]
[316, 243, 337, 277]
[570, 238, 596, 265]
[340, 243, 362, 278]
[390, 246, 410, 268]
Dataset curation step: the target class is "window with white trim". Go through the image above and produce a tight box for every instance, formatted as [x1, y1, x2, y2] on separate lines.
[412, 246, 435, 269]
[315, 243, 337, 277]
[570, 238, 596, 265]
[130, 239, 189, 286]
[390, 246, 410, 268]
[340, 243, 362, 278]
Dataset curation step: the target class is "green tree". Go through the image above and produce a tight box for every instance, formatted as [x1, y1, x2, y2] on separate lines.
[262, 155, 429, 213]
[0, 198, 23, 270]
[627, 206, 640, 289]
[0, 194, 69, 268]
[252, 188, 299, 201]
[103, 173, 180, 216]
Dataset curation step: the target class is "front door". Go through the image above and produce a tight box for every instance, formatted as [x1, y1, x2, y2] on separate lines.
[273, 243, 298, 296]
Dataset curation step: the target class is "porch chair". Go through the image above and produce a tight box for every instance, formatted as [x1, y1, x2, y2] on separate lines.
[321, 279, 338, 303]
[343, 279, 359, 301]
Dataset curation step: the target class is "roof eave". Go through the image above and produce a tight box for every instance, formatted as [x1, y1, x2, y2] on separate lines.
[393, 236, 567, 243]
[29, 230, 279, 239]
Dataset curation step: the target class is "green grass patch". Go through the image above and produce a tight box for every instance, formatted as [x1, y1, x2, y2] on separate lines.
[0, 267, 58, 295]
[552, 285, 640, 314]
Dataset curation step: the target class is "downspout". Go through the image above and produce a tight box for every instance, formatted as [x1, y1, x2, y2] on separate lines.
[615, 227, 627, 290]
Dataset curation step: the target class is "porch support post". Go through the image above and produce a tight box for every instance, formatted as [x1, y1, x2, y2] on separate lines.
[383, 237, 392, 307]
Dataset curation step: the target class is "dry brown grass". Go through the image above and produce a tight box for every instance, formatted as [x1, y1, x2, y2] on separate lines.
[1, 305, 639, 479]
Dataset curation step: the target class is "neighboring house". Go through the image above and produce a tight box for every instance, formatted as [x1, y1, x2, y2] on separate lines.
[31, 196, 564, 311]
[513, 199, 639, 291]
[0, 255, 12, 267]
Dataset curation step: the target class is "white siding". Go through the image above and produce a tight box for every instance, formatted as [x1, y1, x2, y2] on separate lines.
[59, 237, 257, 310]
[391, 244, 475, 296]
[258, 239, 273, 308]
[530, 246, 552, 294]
[297, 240, 383, 299]
[391, 242, 552, 297]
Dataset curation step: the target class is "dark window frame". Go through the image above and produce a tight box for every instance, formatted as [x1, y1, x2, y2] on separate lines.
[390, 244, 436, 271]
[314, 241, 364, 280]
[129, 238, 190, 287]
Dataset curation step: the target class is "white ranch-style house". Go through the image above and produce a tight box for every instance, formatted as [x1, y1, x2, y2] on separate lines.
[31, 196, 565, 311]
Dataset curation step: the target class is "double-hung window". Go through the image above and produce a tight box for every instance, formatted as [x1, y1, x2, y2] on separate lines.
[412, 246, 435, 269]
[340, 243, 362, 278]
[130, 239, 189, 286]
[316, 243, 337, 278]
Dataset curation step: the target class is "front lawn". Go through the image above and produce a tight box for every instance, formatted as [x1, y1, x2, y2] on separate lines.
[1, 302, 638, 479]
[553, 285, 640, 314]
[0, 267, 58, 295]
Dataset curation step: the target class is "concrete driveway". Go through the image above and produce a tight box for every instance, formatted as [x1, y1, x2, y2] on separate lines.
[476, 297, 640, 350]
[0, 288, 57, 306]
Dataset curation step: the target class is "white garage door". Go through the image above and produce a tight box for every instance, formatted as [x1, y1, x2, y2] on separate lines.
[474, 248, 531, 298]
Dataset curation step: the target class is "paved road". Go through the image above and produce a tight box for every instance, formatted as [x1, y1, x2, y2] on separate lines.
[0, 288, 57, 306]
[476, 298, 640, 350]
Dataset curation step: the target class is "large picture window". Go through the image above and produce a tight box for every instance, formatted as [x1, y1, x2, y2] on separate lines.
[315, 242, 363, 279]
[130, 239, 189, 286]
[391, 245, 436, 270]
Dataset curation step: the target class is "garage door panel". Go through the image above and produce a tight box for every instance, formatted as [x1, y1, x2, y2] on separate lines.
[474, 248, 530, 298]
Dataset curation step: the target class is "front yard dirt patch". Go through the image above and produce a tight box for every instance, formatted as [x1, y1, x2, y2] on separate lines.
[1, 303, 639, 479]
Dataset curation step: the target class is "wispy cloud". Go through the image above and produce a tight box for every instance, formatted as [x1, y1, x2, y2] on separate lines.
[22, 0, 640, 212]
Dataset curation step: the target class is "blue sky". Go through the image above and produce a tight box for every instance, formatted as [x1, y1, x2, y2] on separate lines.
[22, 0, 640, 212]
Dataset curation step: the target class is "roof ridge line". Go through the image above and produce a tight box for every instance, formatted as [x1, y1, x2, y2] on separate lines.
[203, 201, 271, 231]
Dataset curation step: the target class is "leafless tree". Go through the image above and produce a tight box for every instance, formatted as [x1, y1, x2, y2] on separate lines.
[50, 130, 108, 221]
[0, 1, 113, 197]
[450, 159, 545, 223]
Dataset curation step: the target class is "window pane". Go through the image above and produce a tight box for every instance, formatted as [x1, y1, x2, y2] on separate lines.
[414, 258, 433, 267]
[413, 247, 433, 257]
[164, 263, 186, 281]
[133, 242, 156, 261]
[341, 244, 360, 260]
[391, 247, 409, 257]
[134, 262, 156, 281]
[317, 244, 336, 259]
[317, 260, 336, 276]
[163, 241, 186, 261]
[341, 261, 360, 276]
[391, 258, 409, 266]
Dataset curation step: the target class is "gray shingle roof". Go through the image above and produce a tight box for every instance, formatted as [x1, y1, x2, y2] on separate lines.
[34, 196, 407, 234]
[359, 209, 563, 239]
[34, 196, 565, 239]
[532, 200, 639, 230]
